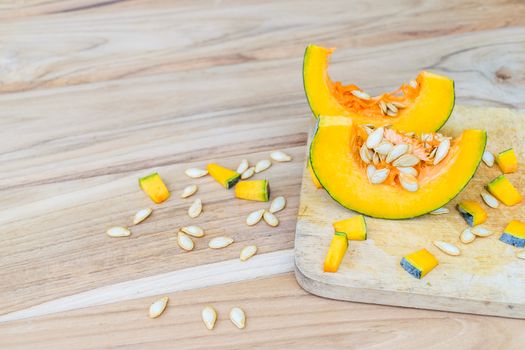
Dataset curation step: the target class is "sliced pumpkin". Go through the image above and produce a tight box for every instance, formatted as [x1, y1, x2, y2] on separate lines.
[486, 175, 522, 206]
[400, 248, 438, 279]
[235, 180, 270, 202]
[333, 215, 367, 241]
[207, 163, 241, 189]
[323, 232, 348, 272]
[456, 200, 487, 227]
[310, 116, 486, 219]
[495, 148, 518, 174]
[500, 220, 525, 248]
[139, 172, 170, 204]
[303, 45, 455, 133]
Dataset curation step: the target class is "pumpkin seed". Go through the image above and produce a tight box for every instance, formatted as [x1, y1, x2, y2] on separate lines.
[399, 173, 418, 192]
[208, 236, 234, 249]
[404, 131, 415, 137]
[386, 109, 397, 117]
[391, 101, 406, 109]
[433, 139, 450, 165]
[107, 226, 131, 238]
[409, 80, 418, 88]
[202, 306, 217, 330]
[433, 240, 460, 256]
[471, 226, 493, 237]
[396, 166, 418, 177]
[270, 151, 292, 162]
[370, 168, 390, 184]
[241, 167, 255, 179]
[263, 211, 279, 227]
[460, 227, 476, 244]
[360, 144, 372, 164]
[428, 147, 438, 159]
[372, 152, 380, 165]
[366, 127, 384, 149]
[181, 225, 204, 238]
[229, 307, 246, 329]
[480, 191, 499, 208]
[386, 144, 409, 163]
[430, 207, 449, 215]
[366, 165, 376, 182]
[362, 125, 374, 135]
[246, 209, 265, 226]
[386, 102, 398, 113]
[374, 141, 394, 155]
[421, 133, 433, 142]
[351, 90, 371, 100]
[177, 231, 194, 251]
[392, 154, 420, 167]
[180, 184, 198, 198]
[379, 101, 388, 115]
[236, 159, 249, 174]
[188, 198, 202, 218]
[240, 245, 258, 261]
[185, 168, 208, 178]
[269, 196, 286, 213]
[149, 297, 169, 318]
[255, 159, 271, 173]
[482, 151, 494, 167]
[517, 250, 525, 260]
[133, 208, 152, 225]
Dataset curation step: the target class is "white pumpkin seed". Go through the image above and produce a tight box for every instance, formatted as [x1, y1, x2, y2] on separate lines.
[240, 245, 258, 261]
[386, 109, 397, 117]
[372, 152, 380, 165]
[517, 250, 525, 260]
[379, 101, 388, 115]
[460, 227, 476, 244]
[208, 236, 234, 249]
[188, 198, 203, 218]
[396, 166, 418, 177]
[366, 127, 384, 149]
[482, 150, 494, 167]
[366, 165, 376, 182]
[181, 225, 204, 238]
[270, 151, 292, 162]
[246, 209, 265, 226]
[374, 141, 394, 155]
[370, 168, 390, 184]
[263, 211, 279, 227]
[480, 191, 499, 208]
[107, 226, 131, 238]
[236, 159, 249, 174]
[392, 154, 420, 167]
[255, 159, 271, 173]
[185, 168, 208, 178]
[386, 144, 409, 163]
[241, 167, 255, 179]
[386, 102, 398, 113]
[433, 139, 450, 165]
[421, 133, 433, 142]
[133, 208, 152, 225]
[177, 232, 195, 251]
[351, 90, 371, 100]
[428, 147, 438, 159]
[269, 196, 286, 213]
[391, 101, 406, 109]
[180, 184, 198, 198]
[359, 144, 372, 164]
[404, 131, 415, 137]
[472, 226, 493, 237]
[229, 307, 246, 329]
[202, 306, 217, 330]
[409, 80, 418, 88]
[362, 125, 374, 135]
[433, 240, 461, 256]
[149, 297, 169, 318]
[399, 173, 418, 192]
[430, 207, 449, 215]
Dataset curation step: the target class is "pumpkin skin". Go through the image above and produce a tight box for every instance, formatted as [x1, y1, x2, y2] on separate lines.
[309, 116, 486, 219]
[303, 45, 455, 133]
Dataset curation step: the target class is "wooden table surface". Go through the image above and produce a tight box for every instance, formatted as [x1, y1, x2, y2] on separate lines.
[1, 0, 524, 348]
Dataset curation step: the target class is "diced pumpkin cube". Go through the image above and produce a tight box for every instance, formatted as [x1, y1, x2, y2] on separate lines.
[139, 172, 170, 204]
[307, 161, 322, 189]
[323, 232, 348, 272]
[400, 248, 438, 279]
[495, 148, 518, 174]
[456, 200, 487, 227]
[333, 215, 367, 240]
[499, 220, 525, 248]
[207, 163, 240, 189]
[487, 175, 522, 206]
[235, 180, 269, 202]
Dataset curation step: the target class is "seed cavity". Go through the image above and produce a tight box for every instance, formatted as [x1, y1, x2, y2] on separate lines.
[255, 159, 272, 173]
[246, 209, 265, 226]
[149, 297, 169, 319]
[471, 226, 493, 237]
[263, 211, 279, 226]
[386, 144, 409, 163]
[433, 139, 450, 165]
[433, 240, 461, 256]
[392, 154, 420, 167]
[208, 236, 234, 249]
[270, 151, 292, 162]
[133, 208, 152, 225]
[107, 226, 131, 238]
[180, 184, 198, 198]
[202, 306, 217, 330]
[269, 196, 286, 213]
[366, 127, 384, 149]
[240, 245, 258, 261]
[241, 167, 255, 179]
[460, 228, 476, 244]
[177, 231, 195, 251]
[480, 191, 499, 208]
[236, 159, 249, 174]
[229, 307, 246, 329]
[181, 225, 204, 238]
[351, 90, 371, 100]
[185, 168, 208, 178]
[430, 207, 449, 215]
[399, 173, 418, 192]
[482, 151, 494, 167]
[370, 168, 390, 184]
[188, 198, 203, 218]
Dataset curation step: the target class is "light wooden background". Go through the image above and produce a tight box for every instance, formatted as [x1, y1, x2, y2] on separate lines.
[0, 0, 524, 348]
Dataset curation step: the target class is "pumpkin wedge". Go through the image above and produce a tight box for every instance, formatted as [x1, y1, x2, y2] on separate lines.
[310, 116, 486, 219]
[303, 45, 455, 133]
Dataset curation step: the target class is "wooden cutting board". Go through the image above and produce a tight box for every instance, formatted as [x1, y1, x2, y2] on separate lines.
[294, 105, 525, 319]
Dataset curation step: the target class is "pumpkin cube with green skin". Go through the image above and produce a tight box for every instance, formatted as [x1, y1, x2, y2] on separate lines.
[400, 249, 438, 279]
[456, 200, 487, 227]
[486, 175, 522, 206]
[495, 148, 518, 174]
[207, 163, 240, 189]
[235, 180, 270, 202]
[139, 172, 170, 204]
[499, 220, 525, 248]
[333, 215, 367, 240]
[323, 232, 348, 273]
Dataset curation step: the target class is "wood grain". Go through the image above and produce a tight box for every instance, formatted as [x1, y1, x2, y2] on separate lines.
[1, 0, 525, 347]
